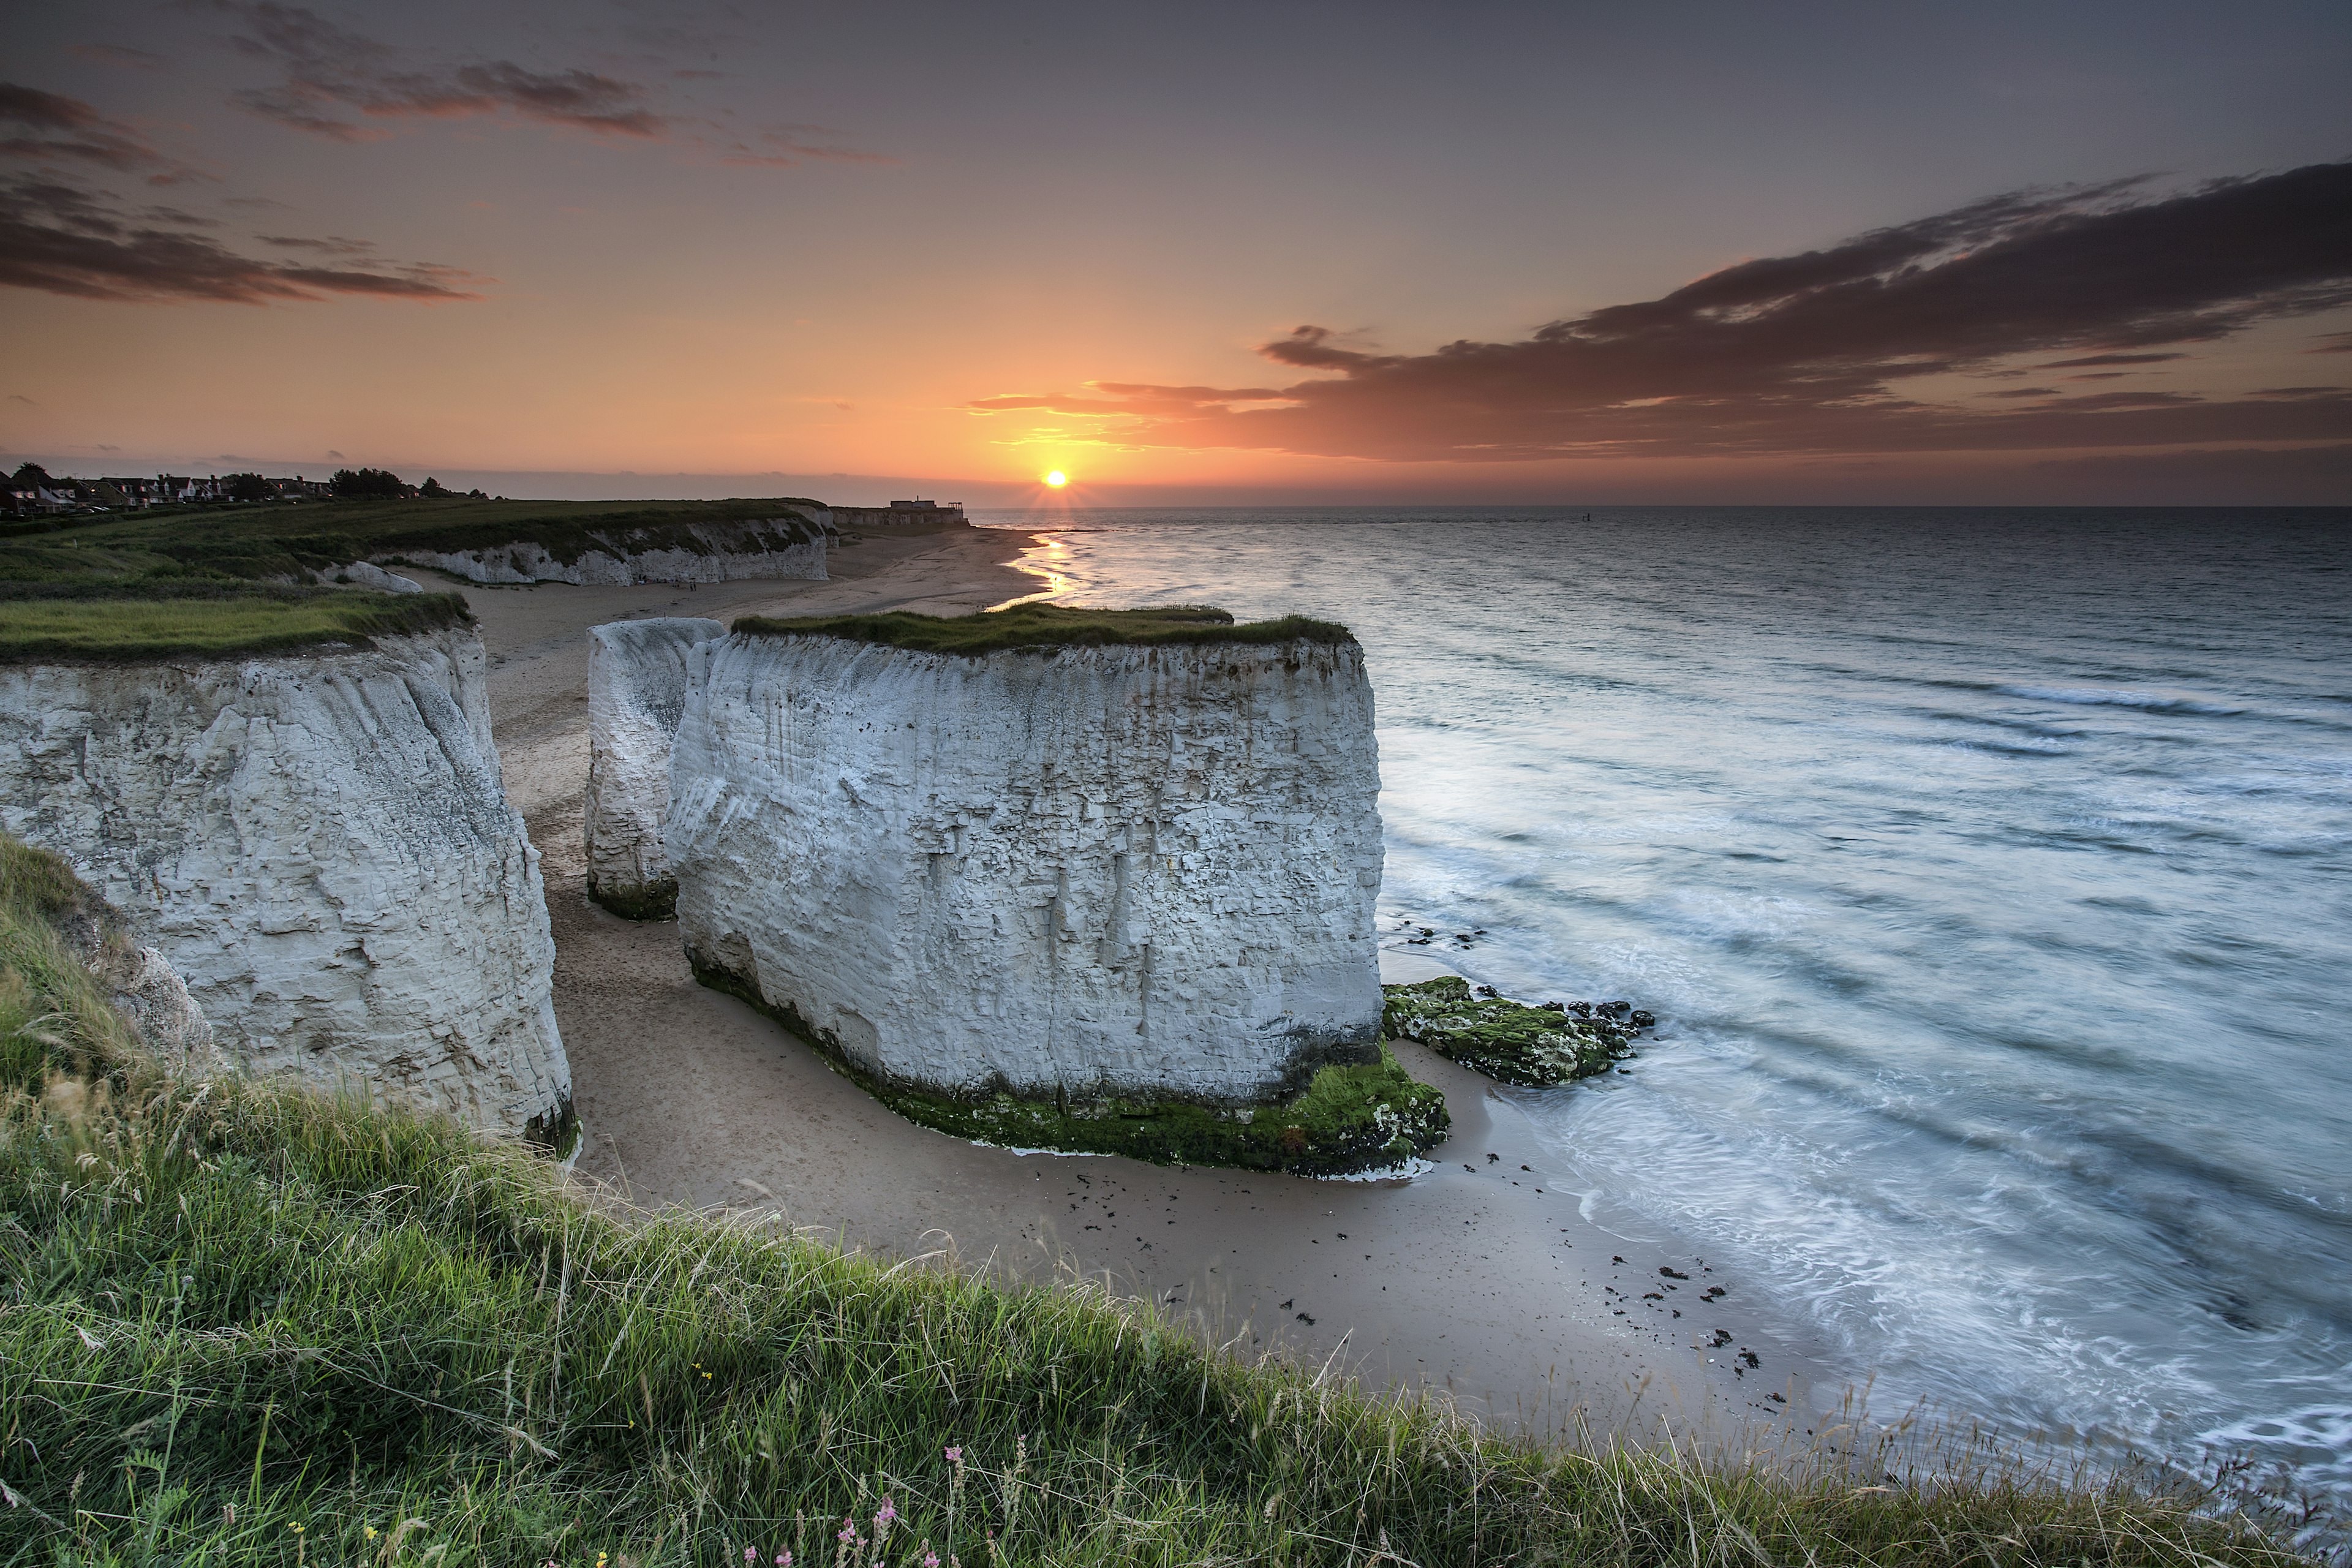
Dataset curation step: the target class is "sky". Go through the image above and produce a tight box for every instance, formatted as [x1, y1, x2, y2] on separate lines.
[3, 0, 2349, 505]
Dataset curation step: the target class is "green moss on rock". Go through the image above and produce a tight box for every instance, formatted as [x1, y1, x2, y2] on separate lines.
[1381, 977, 1637, 1087]
[522, 1093, 581, 1163]
[733, 601, 1353, 657]
[586, 877, 679, 922]
[694, 958, 1447, 1175]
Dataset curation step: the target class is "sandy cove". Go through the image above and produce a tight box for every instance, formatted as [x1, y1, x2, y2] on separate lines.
[458, 519, 1838, 1450]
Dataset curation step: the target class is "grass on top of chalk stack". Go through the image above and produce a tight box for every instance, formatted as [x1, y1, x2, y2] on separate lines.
[0, 832, 2321, 1567]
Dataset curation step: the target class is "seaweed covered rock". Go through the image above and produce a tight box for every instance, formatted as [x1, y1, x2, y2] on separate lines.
[916, 1043, 1447, 1175]
[1381, 976, 1640, 1087]
[584, 617, 726, 919]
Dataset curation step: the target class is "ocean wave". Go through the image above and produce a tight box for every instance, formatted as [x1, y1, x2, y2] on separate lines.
[2196, 1404, 2352, 1501]
[995, 503, 2352, 1515]
[1997, 684, 2248, 716]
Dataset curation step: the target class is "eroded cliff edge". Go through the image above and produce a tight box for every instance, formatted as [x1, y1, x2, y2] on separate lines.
[666, 612, 1444, 1172]
[585, 617, 726, 919]
[398, 516, 826, 586]
[0, 626, 572, 1145]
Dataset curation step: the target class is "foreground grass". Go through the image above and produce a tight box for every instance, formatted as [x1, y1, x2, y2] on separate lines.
[0, 585, 470, 661]
[734, 603, 1353, 655]
[0, 840, 2315, 1567]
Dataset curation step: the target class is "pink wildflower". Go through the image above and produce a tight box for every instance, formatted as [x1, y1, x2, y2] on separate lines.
[944, 1446, 962, 1464]
[876, 1499, 897, 1527]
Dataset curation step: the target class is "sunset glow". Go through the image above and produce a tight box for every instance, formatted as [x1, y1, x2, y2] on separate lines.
[1, 4, 2345, 503]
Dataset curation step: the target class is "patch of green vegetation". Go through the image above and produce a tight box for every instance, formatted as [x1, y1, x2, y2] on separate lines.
[586, 875, 680, 922]
[693, 957, 1442, 1174]
[2, 497, 822, 660]
[0, 495, 827, 586]
[0, 582, 472, 662]
[734, 601, 1354, 655]
[1382, 976, 1640, 1087]
[0, 538, 173, 582]
[0, 833, 138, 1087]
[0, 835, 2315, 1567]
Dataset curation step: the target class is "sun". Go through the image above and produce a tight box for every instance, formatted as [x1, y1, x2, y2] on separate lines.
[1043, 470, 1069, 488]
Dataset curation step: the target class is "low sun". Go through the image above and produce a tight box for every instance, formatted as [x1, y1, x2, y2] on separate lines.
[1043, 470, 1069, 488]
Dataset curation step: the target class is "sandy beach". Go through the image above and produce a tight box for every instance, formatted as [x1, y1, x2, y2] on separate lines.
[459, 519, 1836, 1450]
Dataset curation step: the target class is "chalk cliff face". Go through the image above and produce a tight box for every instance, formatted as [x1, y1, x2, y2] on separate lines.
[0, 628, 571, 1143]
[668, 633, 1386, 1108]
[37, 870, 219, 1066]
[397, 518, 825, 586]
[317, 561, 426, 594]
[584, 617, 726, 919]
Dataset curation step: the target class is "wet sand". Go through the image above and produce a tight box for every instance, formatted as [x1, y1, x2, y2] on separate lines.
[459, 520, 1833, 1449]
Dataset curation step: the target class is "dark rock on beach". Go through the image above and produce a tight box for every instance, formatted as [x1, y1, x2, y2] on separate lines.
[1381, 976, 1652, 1087]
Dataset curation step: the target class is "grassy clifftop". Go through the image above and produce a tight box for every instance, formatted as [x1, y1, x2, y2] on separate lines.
[0, 496, 818, 661]
[0, 830, 2315, 1567]
[2, 496, 826, 584]
[735, 601, 1355, 655]
[0, 581, 471, 661]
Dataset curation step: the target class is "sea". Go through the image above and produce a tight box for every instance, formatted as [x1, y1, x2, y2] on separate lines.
[972, 504, 2352, 1517]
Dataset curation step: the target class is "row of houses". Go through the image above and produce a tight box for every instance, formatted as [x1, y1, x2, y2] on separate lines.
[827, 497, 967, 527]
[2, 472, 336, 517]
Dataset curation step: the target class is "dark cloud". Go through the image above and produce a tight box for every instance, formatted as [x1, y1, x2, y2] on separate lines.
[256, 233, 380, 255]
[0, 81, 201, 183]
[2040, 352, 2188, 367]
[218, 1, 668, 139]
[0, 173, 486, 304]
[715, 124, 898, 167]
[2311, 331, 2352, 355]
[981, 162, 2352, 462]
[209, 2, 884, 165]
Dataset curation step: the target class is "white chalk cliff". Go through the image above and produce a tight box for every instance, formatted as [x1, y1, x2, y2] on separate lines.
[394, 516, 826, 586]
[667, 632, 1386, 1107]
[585, 617, 726, 918]
[0, 628, 571, 1142]
[40, 877, 219, 1066]
[316, 560, 426, 594]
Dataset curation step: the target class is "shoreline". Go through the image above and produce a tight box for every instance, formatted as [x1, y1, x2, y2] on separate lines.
[464, 519, 1838, 1450]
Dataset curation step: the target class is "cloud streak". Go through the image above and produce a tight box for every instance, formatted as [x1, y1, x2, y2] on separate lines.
[0, 174, 486, 304]
[211, 2, 886, 164]
[218, 2, 664, 139]
[0, 82, 202, 183]
[979, 162, 2352, 462]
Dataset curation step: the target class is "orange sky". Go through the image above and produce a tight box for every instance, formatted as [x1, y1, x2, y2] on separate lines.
[4, 2, 2348, 503]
